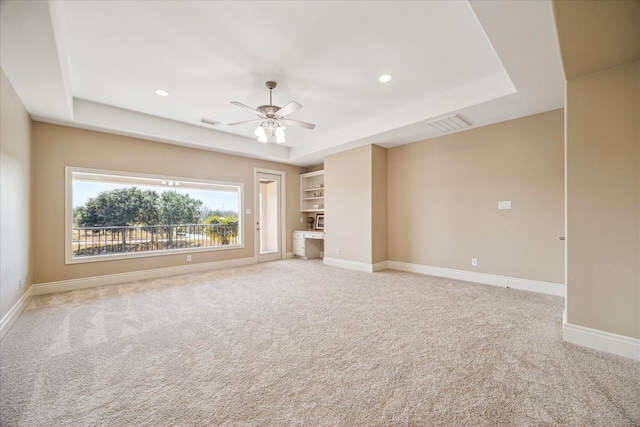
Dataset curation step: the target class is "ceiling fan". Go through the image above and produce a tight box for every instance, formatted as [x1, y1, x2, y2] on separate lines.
[228, 81, 316, 143]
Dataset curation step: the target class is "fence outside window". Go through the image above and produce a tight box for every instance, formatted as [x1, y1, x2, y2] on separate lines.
[72, 223, 239, 257]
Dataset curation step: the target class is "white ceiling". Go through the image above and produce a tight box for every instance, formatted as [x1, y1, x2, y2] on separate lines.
[1, 0, 565, 167]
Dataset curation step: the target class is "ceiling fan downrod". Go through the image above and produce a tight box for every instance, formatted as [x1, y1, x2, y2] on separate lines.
[265, 81, 277, 107]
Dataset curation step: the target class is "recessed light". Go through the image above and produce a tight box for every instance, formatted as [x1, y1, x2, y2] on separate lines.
[155, 89, 169, 97]
[378, 74, 392, 83]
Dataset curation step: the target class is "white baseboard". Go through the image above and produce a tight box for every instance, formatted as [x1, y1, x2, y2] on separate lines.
[387, 261, 565, 297]
[32, 256, 257, 295]
[563, 316, 640, 361]
[321, 259, 388, 273]
[13, 257, 639, 361]
[0, 287, 34, 340]
[323, 257, 378, 272]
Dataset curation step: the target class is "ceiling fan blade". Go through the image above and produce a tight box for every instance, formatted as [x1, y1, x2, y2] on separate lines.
[231, 101, 261, 115]
[276, 101, 302, 118]
[228, 119, 262, 126]
[283, 119, 316, 130]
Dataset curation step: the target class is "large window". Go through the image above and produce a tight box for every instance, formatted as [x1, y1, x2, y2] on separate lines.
[66, 167, 243, 264]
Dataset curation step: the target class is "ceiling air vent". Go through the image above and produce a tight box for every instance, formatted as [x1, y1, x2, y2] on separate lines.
[426, 114, 471, 133]
[200, 118, 221, 126]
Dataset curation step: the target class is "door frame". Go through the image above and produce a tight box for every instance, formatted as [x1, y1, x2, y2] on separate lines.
[254, 168, 287, 262]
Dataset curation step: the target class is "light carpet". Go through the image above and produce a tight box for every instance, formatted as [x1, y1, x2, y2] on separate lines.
[1, 259, 639, 426]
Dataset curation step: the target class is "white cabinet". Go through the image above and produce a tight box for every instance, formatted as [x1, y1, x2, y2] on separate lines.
[293, 231, 324, 259]
[293, 232, 306, 257]
[300, 170, 324, 213]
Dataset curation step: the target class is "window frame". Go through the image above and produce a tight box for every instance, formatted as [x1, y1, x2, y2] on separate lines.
[65, 166, 244, 264]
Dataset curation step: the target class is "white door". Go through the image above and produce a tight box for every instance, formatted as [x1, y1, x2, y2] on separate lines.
[255, 170, 284, 262]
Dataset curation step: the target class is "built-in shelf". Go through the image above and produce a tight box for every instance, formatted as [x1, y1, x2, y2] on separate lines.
[300, 170, 324, 213]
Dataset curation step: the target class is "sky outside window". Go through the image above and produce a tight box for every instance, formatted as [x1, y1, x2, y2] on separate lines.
[73, 181, 239, 214]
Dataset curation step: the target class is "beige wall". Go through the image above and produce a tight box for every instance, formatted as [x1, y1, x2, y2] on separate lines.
[325, 145, 373, 264]
[31, 123, 304, 284]
[371, 145, 388, 264]
[565, 62, 639, 338]
[0, 68, 32, 320]
[388, 110, 565, 284]
[324, 144, 388, 267]
[553, 0, 639, 80]
[554, 0, 640, 341]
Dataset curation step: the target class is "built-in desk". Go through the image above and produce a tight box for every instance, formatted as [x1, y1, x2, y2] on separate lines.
[293, 231, 324, 259]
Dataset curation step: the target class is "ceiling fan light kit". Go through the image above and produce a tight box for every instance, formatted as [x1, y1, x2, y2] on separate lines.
[254, 126, 268, 143]
[229, 81, 316, 144]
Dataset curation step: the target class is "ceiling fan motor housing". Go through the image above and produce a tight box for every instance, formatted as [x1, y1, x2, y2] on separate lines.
[257, 105, 281, 118]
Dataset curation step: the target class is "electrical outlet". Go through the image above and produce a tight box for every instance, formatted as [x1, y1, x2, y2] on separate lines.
[472, 258, 478, 266]
[300, 217, 303, 223]
[19, 279, 24, 290]
[187, 255, 192, 262]
[336, 248, 340, 255]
